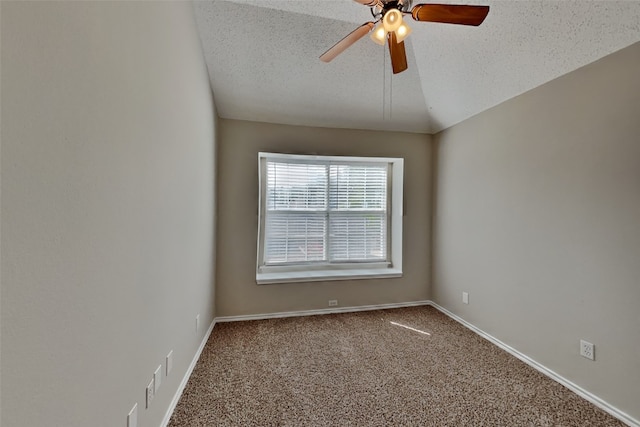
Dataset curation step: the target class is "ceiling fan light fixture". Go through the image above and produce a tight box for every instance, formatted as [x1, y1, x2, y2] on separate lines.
[395, 21, 412, 43]
[382, 8, 402, 32]
[370, 24, 387, 45]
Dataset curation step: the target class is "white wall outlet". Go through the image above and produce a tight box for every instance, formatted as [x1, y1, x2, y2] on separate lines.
[154, 365, 162, 393]
[580, 339, 595, 360]
[166, 350, 174, 376]
[146, 378, 155, 408]
[127, 403, 138, 427]
[328, 300, 338, 307]
[462, 292, 469, 304]
[196, 314, 200, 332]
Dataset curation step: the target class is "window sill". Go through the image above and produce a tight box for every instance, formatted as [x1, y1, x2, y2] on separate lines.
[256, 268, 403, 285]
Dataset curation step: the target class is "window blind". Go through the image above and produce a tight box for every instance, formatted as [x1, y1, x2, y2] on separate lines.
[264, 160, 388, 265]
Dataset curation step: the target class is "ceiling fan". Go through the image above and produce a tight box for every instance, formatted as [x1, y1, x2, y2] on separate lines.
[320, 0, 489, 74]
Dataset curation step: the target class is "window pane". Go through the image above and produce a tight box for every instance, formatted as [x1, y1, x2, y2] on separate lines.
[266, 162, 327, 210]
[329, 164, 387, 211]
[329, 213, 387, 262]
[265, 213, 326, 264]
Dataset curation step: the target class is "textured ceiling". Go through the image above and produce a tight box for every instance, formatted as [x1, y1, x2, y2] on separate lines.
[193, 0, 640, 134]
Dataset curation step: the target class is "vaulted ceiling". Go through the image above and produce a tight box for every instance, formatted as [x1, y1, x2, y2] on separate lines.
[193, 0, 640, 134]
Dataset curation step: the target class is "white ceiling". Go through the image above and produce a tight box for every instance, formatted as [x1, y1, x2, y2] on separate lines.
[193, 0, 640, 134]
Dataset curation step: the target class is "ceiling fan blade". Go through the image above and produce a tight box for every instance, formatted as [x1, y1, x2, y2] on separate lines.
[388, 32, 408, 74]
[411, 4, 489, 26]
[320, 22, 375, 63]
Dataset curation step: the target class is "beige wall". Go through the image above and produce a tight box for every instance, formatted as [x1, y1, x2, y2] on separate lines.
[216, 119, 432, 316]
[433, 42, 640, 421]
[1, 2, 217, 427]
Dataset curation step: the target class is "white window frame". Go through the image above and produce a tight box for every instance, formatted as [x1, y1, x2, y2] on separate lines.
[256, 152, 403, 284]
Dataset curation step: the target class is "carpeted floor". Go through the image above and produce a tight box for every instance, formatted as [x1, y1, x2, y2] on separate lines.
[168, 306, 623, 426]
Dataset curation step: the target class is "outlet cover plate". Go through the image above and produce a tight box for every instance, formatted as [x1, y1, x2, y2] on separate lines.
[580, 339, 595, 360]
[146, 378, 155, 408]
[462, 292, 469, 304]
[154, 365, 162, 393]
[127, 403, 138, 427]
[328, 300, 338, 307]
[166, 350, 174, 376]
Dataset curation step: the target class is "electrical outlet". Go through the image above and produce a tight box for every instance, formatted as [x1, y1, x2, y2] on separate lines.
[166, 350, 174, 376]
[127, 403, 138, 427]
[196, 314, 200, 332]
[328, 300, 338, 307]
[146, 378, 155, 408]
[580, 340, 595, 360]
[462, 292, 469, 304]
[154, 365, 162, 393]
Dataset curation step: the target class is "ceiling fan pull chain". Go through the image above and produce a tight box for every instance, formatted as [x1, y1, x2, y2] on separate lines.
[390, 65, 393, 119]
[383, 39, 386, 121]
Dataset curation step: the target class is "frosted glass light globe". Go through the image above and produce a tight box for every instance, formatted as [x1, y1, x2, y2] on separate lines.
[382, 9, 402, 32]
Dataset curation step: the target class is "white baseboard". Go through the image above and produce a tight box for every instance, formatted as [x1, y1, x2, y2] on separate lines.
[160, 319, 217, 427]
[214, 300, 432, 323]
[428, 301, 639, 427]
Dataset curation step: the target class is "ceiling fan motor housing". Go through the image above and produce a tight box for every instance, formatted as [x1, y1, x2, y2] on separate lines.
[371, 0, 412, 18]
[387, 0, 412, 13]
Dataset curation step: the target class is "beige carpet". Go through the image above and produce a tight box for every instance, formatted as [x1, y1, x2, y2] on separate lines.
[168, 306, 623, 426]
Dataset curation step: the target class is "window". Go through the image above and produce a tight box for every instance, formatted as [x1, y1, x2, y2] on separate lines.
[257, 152, 403, 284]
